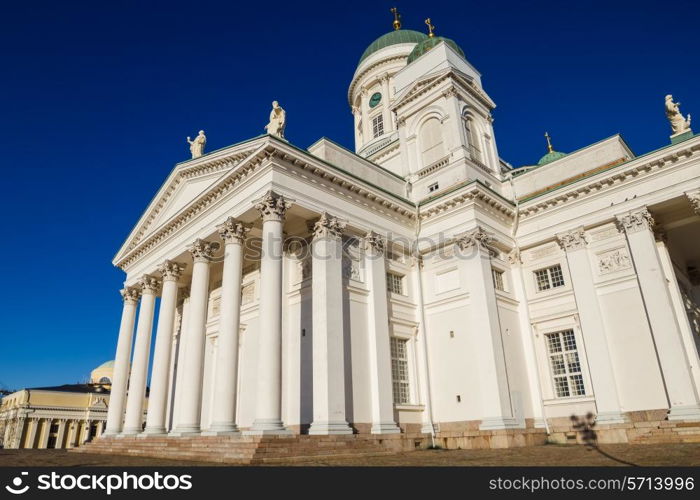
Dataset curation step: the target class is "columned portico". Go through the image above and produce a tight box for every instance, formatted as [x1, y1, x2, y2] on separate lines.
[456, 227, 519, 430]
[122, 275, 160, 435]
[205, 217, 248, 435]
[617, 208, 700, 420]
[308, 213, 353, 435]
[171, 239, 216, 435]
[104, 287, 140, 436]
[557, 227, 625, 423]
[364, 231, 401, 434]
[246, 191, 293, 435]
[143, 261, 183, 435]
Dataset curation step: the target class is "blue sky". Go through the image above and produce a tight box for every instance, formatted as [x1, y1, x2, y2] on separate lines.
[0, 0, 697, 390]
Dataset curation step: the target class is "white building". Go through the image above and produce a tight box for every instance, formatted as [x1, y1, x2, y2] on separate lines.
[103, 19, 700, 448]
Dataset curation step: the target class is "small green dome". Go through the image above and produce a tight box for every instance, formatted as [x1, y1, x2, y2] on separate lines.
[537, 150, 567, 166]
[407, 36, 465, 64]
[359, 30, 428, 64]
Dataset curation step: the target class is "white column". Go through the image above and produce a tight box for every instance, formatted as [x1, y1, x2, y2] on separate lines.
[508, 249, 546, 429]
[170, 294, 190, 431]
[364, 232, 401, 434]
[55, 420, 67, 449]
[206, 218, 248, 435]
[246, 191, 293, 435]
[143, 261, 183, 435]
[65, 421, 76, 449]
[380, 74, 392, 133]
[122, 275, 160, 435]
[96, 420, 105, 437]
[411, 256, 436, 435]
[39, 419, 51, 449]
[557, 228, 625, 423]
[25, 418, 39, 448]
[171, 239, 215, 435]
[104, 287, 140, 436]
[309, 213, 353, 435]
[81, 420, 92, 444]
[456, 227, 519, 430]
[617, 208, 700, 420]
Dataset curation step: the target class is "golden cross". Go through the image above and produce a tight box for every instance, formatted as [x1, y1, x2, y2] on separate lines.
[544, 132, 554, 153]
[425, 18, 435, 37]
[391, 7, 401, 30]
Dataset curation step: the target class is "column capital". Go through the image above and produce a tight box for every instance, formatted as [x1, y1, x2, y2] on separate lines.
[188, 238, 217, 263]
[616, 207, 655, 234]
[456, 226, 494, 253]
[685, 190, 700, 215]
[312, 212, 345, 240]
[254, 190, 293, 222]
[120, 286, 141, 305]
[363, 231, 385, 256]
[138, 275, 161, 295]
[217, 217, 249, 244]
[158, 260, 184, 282]
[556, 227, 587, 252]
[507, 247, 522, 265]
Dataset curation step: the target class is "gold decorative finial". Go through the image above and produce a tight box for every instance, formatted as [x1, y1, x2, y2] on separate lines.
[544, 132, 554, 153]
[391, 7, 401, 30]
[425, 18, 435, 38]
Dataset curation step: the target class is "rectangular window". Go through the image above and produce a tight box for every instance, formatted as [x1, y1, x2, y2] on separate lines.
[372, 114, 384, 138]
[534, 264, 565, 292]
[545, 329, 585, 398]
[492, 268, 505, 291]
[428, 182, 439, 193]
[386, 272, 404, 294]
[390, 337, 410, 404]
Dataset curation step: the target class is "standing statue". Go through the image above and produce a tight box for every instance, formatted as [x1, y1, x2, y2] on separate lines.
[665, 95, 692, 135]
[187, 130, 206, 158]
[264, 101, 286, 138]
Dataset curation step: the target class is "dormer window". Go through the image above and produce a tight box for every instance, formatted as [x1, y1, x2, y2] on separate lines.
[372, 115, 384, 138]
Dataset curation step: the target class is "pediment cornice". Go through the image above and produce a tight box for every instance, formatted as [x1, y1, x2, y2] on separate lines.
[114, 136, 416, 270]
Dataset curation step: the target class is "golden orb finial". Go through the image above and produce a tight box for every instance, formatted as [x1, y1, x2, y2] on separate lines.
[544, 132, 554, 153]
[390, 7, 401, 30]
[425, 18, 436, 38]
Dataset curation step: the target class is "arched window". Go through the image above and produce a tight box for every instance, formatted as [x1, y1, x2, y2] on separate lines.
[98, 377, 111, 384]
[419, 117, 445, 167]
[462, 111, 483, 164]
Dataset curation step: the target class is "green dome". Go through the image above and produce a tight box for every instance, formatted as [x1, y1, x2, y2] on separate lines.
[537, 150, 567, 166]
[359, 30, 428, 64]
[407, 36, 465, 64]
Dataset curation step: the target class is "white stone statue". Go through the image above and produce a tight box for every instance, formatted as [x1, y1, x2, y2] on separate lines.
[665, 95, 691, 135]
[187, 130, 206, 158]
[264, 101, 286, 138]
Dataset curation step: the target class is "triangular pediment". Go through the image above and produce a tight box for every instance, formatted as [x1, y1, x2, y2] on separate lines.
[113, 136, 267, 263]
[391, 68, 494, 111]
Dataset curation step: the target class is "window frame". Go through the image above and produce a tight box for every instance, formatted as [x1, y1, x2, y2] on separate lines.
[390, 337, 411, 405]
[427, 181, 439, 193]
[534, 264, 565, 292]
[544, 329, 586, 399]
[371, 113, 384, 138]
[492, 267, 505, 292]
[386, 272, 404, 295]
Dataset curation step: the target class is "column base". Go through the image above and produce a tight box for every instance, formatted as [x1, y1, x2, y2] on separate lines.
[201, 423, 240, 436]
[532, 418, 547, 429]
[668, 405, 700, 421]
[308, 421, 353, 435]
[594, 411, 627, 425]
[370, 422, 401, 434]
[168, 425, 201, 437]
[120, 427, 143, 436]
[101, 429, 119, 437]
[479, 416, 523, 431]
[138, 427, 167, 437]
[243, 418, 293, 436]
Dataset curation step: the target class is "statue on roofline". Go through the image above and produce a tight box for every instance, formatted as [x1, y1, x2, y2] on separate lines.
[187, 130, 206, 158]
[265, 101, 286, 139]
[665, 95, 691, 135]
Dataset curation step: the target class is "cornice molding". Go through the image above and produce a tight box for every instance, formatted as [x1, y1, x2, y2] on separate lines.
[520, 140, 700, 218]
[419, 183, 515, 221]
[348, 55, 406, 105]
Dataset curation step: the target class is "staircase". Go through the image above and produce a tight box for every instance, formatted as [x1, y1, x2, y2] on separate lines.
[72, 433, 418, 464]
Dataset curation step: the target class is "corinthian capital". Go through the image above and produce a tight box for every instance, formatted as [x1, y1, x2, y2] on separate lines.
[312, 212, 345, 240]
[616, 208, 655, 234]
[139, 275, 161, 295]
[686, 190, 700, 216]
[158, 260, 184, 282]
[120, 287, 141, 305]
[456, 226, 494, 253]
[254, 190, 293, 222]
[556, 227, 587, 252]
[188, 238, 217, 263]
[217, 217, 249, 244]
[363, 231, 385, 255]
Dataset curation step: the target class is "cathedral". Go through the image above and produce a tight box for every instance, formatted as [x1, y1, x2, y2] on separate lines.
[99, 10, 700, 452]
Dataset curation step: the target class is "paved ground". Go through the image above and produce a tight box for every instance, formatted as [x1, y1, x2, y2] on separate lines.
[0, 443, 698, 467]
